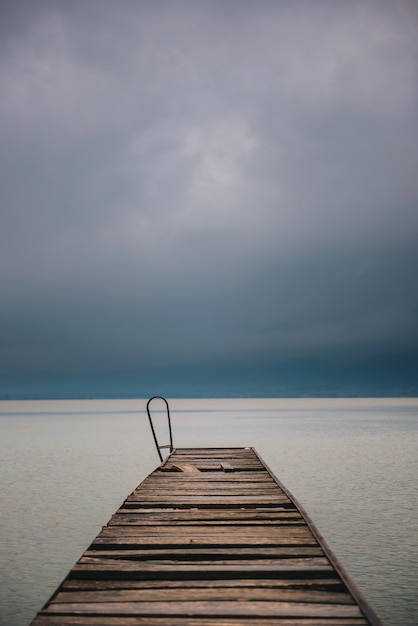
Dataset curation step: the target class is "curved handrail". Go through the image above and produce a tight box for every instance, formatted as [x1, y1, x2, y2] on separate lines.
[146, 396, 173, 462]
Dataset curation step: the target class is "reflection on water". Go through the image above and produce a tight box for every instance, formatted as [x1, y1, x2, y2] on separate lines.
[0, 397, 417, 625]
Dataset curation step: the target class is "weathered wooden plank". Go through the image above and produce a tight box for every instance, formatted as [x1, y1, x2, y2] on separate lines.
[137, 477, 277, 483]
[77, 554, 332, 566]
[137, 482, 280, 488]
[170, 454, 258, 458]
[127, 493, 287, 500]
[113, 514, 299, 522]
[96, 525, 315, 537]
[110, 517, 304, 526]
[170, 450, 259, 457]
[51, 587, 355, 604]
[83, 550, 325, 562]
[162, 461, 260, 472]
[81, 554, 331, 568]
[41, 600, 363, 617]
[162, 463, 265, 468]
[143, 474, 276, 481]
[168, 463, 201, 473]
[124, 498, 292, 508]
[130, 491, 285, 498]
[174, 447, 254, 452]
[62, 577, 345, 591]
[139, 482, 279, 488]
[114, 508, 298, 516]
[141, 480, 277, 486]
[132, 481, 282, 488]
[113, 510, 300, 516]
[117, 508, 297, 517]
[163, 459, 264, 465]
[91, 536, 318, 548]
[33, 616, 369, 625]
[72, 558, 334, 579]
[133, 491, 284, 498]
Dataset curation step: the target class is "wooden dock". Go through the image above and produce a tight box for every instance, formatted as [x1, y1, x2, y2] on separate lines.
[32, 447, 382, 625]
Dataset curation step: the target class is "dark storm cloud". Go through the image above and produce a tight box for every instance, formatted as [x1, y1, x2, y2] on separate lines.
[1, 0, 418, 378]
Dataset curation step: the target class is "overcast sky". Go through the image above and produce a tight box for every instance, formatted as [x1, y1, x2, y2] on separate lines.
[1, 0, 418, 382]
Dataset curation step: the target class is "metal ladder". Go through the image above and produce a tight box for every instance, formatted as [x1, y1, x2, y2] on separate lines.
[146, 396, 173, 462]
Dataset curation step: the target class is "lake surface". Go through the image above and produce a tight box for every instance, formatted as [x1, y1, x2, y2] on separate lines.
[0, 397, 417, 625]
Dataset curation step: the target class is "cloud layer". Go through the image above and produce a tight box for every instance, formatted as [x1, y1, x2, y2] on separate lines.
[1, 0, 418, 381]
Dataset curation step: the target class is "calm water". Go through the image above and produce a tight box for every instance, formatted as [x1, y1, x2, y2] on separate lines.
[0, 397, 417, 625]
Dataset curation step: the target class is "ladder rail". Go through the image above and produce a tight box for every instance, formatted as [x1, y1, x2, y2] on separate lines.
[146, 396, 173, 462]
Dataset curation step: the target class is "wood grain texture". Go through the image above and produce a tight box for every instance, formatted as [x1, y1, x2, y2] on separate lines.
[31, 447, 381, 625]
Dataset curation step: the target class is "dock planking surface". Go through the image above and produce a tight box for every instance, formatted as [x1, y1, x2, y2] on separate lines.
[32, 447, 382, 625]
